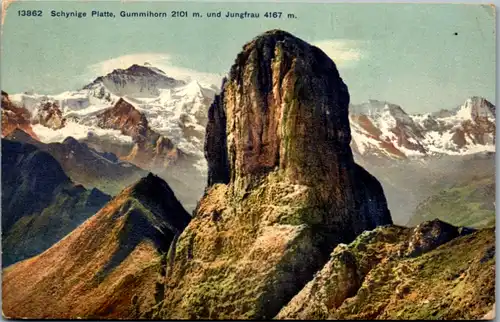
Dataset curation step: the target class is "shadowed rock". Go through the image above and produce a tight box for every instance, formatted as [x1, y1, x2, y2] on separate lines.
[405, 219, 459, 257]
[1, 139, 111, 267]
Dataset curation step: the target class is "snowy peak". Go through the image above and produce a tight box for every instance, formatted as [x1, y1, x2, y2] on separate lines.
[7, 64, 217, 169]
[182, 80, 205, 98]
[350, 100, 427, 158]
[83, 64, 186, 98]
[455, 97, 495, 121]
[428, 97, 495, 122]
[350, 97, 496, 159]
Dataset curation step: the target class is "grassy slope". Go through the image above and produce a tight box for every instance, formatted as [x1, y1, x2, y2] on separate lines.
[2, 191, 167, 319]
[408, 176, 495, 228]
[278, 224, 495, 320]
[334, 228, 495, 320]
[3, 188, 110, 267]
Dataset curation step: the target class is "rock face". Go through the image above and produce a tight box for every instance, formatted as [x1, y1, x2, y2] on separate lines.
[155, 30, 392, 319]
[2, 173, 192, 319]
[278, 220, 495, 320]
[1, 91, 39, 139]
[97, 98, 184, 169]
[1, 139, 111, 267]
[405, 219, 460, 257]
[34, 101, 66, 129]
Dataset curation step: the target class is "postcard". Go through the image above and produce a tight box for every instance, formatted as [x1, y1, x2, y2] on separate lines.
[0, 1, 496, 320]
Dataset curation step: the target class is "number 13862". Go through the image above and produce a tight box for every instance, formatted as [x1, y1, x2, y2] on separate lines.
[18, 10, 43, 17]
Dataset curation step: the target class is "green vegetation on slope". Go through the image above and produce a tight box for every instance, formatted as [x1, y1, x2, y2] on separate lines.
[278, 221, 495, 320]
[3, 187, 110, 267]
[333, 227, 495, 320]
[408, 176, 495, 228]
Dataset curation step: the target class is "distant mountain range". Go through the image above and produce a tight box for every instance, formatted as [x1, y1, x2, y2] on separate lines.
[6, 129, 146, 196]
[350, 97, 495, 158]
[2, 63, 496, 225]
[7, 64, 495, 163]
[8, 64, 217, 168]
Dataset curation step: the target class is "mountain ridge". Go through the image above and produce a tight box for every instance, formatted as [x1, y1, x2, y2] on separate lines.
[2, 173, 191, 319]
[5, 128, 146, 196]
[1, 138, 111, 267]
[350, 97, 495, 159]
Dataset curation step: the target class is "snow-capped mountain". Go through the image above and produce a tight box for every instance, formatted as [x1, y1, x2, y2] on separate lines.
[5, 64, 495, 168]
[83, 64, 186, 98]
[2, 63, 496, 224]
[3, 64, 221, 212]
[350, 97, 496, 159]
[8, 64, 219, 171]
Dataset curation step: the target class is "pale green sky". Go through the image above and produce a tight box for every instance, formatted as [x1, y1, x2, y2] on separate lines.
[1, 1, 495, 113]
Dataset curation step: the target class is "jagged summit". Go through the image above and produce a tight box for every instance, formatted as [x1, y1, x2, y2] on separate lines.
[457, 96, 495, 120]
[349, 96, 496, 158]
[98, 98, 149, 137]
[128, 173, 191, 229]
[84, 64, 184, 89]
[83, 64, 185, 98]
[208, 29, 351, 192]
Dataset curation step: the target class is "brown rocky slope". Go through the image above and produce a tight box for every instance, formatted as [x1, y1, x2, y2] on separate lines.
[149, 29, 392, 320]
[278, 219, 495, 320]
[1, 91, 39, 139]
[2, 173, 191, 319]
[96, 98, 186, 170]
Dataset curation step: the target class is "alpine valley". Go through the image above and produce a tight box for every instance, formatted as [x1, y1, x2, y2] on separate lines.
[1, 30, 495, 320]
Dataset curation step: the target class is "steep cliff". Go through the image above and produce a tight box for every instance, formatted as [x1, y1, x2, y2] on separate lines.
[153, 29, 392, 320]
[1, 91, 39, 139]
